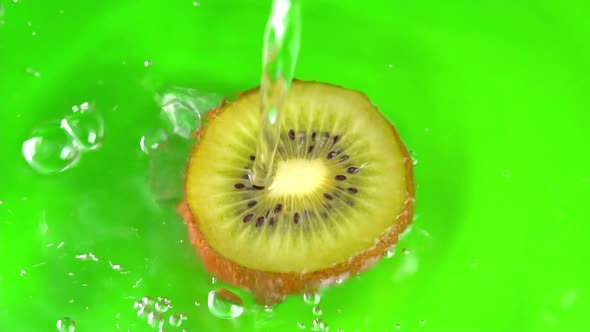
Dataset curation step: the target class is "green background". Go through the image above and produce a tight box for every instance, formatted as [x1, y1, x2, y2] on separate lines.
[1, 0, 589, 331]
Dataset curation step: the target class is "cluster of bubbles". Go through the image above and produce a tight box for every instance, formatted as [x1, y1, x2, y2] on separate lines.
[22, 102, 104, 174]
[301, 292, 330, 331]
[140, 87, 223, 155]
[133, 296, 187, 329]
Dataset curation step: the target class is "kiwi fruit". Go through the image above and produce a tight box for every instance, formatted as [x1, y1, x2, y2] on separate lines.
[178, 80, 414, 304]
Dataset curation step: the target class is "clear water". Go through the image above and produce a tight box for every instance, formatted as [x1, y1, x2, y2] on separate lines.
[249, 0, 301, 187]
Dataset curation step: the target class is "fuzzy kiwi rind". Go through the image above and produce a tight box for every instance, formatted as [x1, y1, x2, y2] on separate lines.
[179, 80, 415, 304]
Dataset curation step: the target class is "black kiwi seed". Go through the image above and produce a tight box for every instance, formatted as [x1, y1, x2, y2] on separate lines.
[339, 155, 350, 162]
[255, 216, 265, 227]
[234, 183, 245, 189]
[288, 129, 295, 140]
[252, 185, 265, 190]
[274, 204, 283, 214]
[323, 193, 333, 200]
[249, 155, 255, 161]
[312, 132, 317, 140]
[335, 175, 347, 181]
[269, 217, 276, 226]
[265, 210, 270, 218]
[308, 146, 314, 154]
[347, 167, 360, 174]
[327, 151, 338, 159]
[293, 212, 300, 224]
[333, 135, 341, 144]
[347, 187, 358, 194]
[247, 201, 257, 208]
[243, 214, 254, 223]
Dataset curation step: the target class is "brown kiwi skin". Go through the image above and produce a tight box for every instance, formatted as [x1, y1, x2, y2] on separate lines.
[178, 80, 415, 305]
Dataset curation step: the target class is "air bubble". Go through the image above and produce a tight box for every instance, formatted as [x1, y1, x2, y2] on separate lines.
[385, 247, 396, 259]
[61, 111, 104, 151]
[303, 292, 321, 305]
[297, 322, 306, 329]
[312, 306, 323, 316]
[140, 129, 167, 154]
[155, 297, 172, 312]
[144, 60, 153, 67]
[168, 313, 187, 327]
[22, 124, 81, 174]
[395, 323, 401, 329]
[161, 99, 201, 139]
[56, 317, 75, 332]
[311, 318, 328, 331]
[147, 311, 165, 329]
[420, 320, 426, 324]
[207, 289, 244, 319]
[409, 150, 418, 165]
[402, 248, 410, 255]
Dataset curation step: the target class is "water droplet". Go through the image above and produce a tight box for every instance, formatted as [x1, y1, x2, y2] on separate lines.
[385, 246, 396, 258]
[297, 322, 306, 329]
[155, 297, 172, 312]
[61, 111, 104, 151]
[471, 261, 476, 267]
[503, 172, 510, 177]
[263, 305, 273, 312]
[211, 277, 217, 284]
[140, 129, 167, 154]
[20, 269, 27, 276]
[311, 318, 328, 331]
[419, 320, 426, 325]
[192, 1, 200, 6]
[409, 150, 418, 165]
[147, 311, 165, 329]
[168, 313, 187, 327]
[312, 306, 323, 316]
[395, 323, 401, 329]
[207, 289, 244, 319]
[160, 99, 201, 139]
[22, 125, 81, 174]
[25, 67, 41, 77]
[402, 248, 410, 255]
[75, 253, 98, 261]
[144, 60, 153, 67]
[194, 301, 201, 307]
[56, 317, 75, 332]
[388, 63, 394, 68]
[303, 292, 321, 305]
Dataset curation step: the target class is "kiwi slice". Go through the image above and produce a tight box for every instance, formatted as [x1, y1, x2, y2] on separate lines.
[179, 80, 414, 304]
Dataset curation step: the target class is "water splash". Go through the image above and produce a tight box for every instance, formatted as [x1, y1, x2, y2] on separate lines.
[250, 0, 301, 187]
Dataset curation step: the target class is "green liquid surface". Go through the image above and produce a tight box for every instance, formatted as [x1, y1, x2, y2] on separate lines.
[1, 1, 589, 331]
